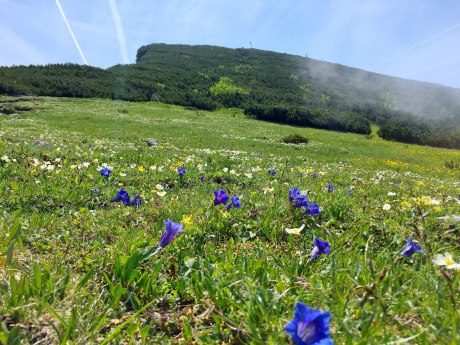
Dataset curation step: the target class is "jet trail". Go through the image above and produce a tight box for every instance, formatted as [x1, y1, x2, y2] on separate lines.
[55, 0, 88, 65]
[108, 0, 130, 64]
[371, 22, 460, 69]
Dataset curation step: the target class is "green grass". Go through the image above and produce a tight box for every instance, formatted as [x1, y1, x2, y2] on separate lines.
[0, 96, 459, 344]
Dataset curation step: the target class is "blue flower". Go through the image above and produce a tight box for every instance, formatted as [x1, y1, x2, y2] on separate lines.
[178, 167, 186, 177]
[351, 177, 357, 181]
[311, 237, 331, 259]
[400, 238, 425, 257]
[285, 302, 333, 345]
[294, 195, 309, 208]
[199, 175, 205, 181]
[297, 172, 303, 177]
[310, 173, 318, 178]
[327, 184, 335, 192]
[100, 167, 111, 177]
[159, 219, 184, 248]
[111, 189, 131, 205]
[268, 169, 276, 175]
[306, 202, 320, 216]
[214, 190, 229, 205]
[289, 187, 301, 202]
[129, 194, 144, 207]
[346, 190, 353, 195]
[226, 195, 242, 210]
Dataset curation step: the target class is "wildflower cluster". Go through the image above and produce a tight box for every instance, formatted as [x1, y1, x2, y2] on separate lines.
[289, 187, 320, 216]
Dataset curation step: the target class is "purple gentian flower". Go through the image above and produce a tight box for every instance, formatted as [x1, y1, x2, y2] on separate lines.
[111, 189, 131, 205]
[129, 194, 144, 207]
[351, 177, 357, 181]
[100, 167, 111, 177]
[311, 237, 331, 260]
[178, 167, 186, 177]
[310, 173, 318, 178]
[214, 190, 229, 205]
[289, 187, 301, 202]
[306, 202, 321, 216]
[285, 301, 333, 345]
[226, 195, 242, 210]
[294, 195, 309, 208]
[268, 169, 276, 175]
[199, 175, 205, 181]
[159, 219, 184, 248]
[298, 172, 303, 177]
[400, 238, 425, 257]
[327, 184, 335, 192]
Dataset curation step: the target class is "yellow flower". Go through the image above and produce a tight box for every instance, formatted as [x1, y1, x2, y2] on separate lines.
[181, 214, 194, 226]
[400, 200, 411, 209]
[219, 210, 230, 219]
[138, 166, 145, 172]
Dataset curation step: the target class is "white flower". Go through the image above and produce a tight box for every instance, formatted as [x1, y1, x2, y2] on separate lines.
[383, 203, 391, 211]
[230, 169, 236, 175]
[223, 167, 229, 173]
[263, 187, 274, 194]
[157, 191, 167, 197]
[433, 252, 460, 269]
[285, 224, 305, 235]
[387, 192, 396, 196]
[82, 162, 90, 168]
[244, 173, 253, 179]
[1, 155, 9, 162]
[155, 184, 164, 190]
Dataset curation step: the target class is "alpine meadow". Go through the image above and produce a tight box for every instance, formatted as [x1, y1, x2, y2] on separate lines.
[0, 94, 459, 344]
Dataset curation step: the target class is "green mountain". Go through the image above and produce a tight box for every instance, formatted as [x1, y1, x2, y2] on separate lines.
[1, 43, 460, 148]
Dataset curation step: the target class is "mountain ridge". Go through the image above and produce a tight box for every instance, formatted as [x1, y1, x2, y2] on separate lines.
[1, 43, 459, 148]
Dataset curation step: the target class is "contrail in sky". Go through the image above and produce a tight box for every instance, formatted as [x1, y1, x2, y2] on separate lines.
[371, 22, 460, 69]
[108, 0, 130, 64]
[55, 0, 88, 65]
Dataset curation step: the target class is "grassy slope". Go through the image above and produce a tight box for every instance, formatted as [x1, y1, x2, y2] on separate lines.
[0, 97, 459, 344]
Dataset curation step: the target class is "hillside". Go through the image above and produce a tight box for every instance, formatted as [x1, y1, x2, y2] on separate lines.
[1, 43, 460, 148]
[0, 96, 459, 343]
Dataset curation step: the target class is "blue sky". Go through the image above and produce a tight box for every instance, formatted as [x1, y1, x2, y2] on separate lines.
[1, 0, 460, 88]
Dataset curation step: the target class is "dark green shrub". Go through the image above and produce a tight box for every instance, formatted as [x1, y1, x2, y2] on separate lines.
[281, 133, 309, 144]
